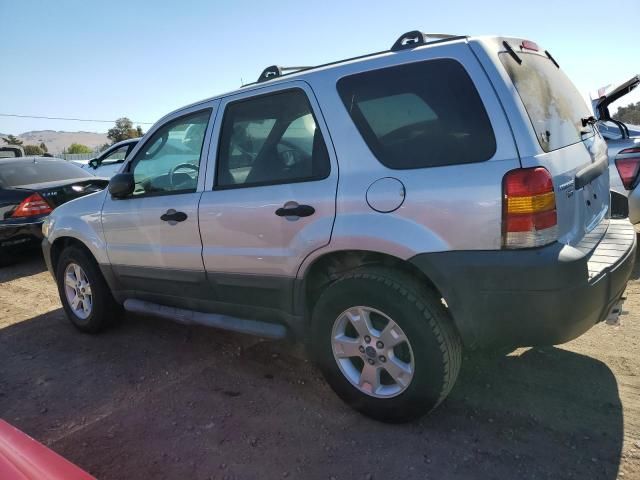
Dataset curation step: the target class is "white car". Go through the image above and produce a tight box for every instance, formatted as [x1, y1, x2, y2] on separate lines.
[78, 139, 139, 178]
[592, 75, 640, 222]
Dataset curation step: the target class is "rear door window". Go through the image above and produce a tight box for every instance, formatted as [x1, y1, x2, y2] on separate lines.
[216, 89, 330, 188]
[500, 51, 594, 152]
[336, 59, 496, 169]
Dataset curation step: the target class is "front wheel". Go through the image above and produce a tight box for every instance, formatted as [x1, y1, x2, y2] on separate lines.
[311, 267, 462, 422]
[55, 246, 121, 333]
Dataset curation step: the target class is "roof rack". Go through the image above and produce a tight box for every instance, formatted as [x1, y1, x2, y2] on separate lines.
[390, 31, 460, 51]
[257, 65, 313, 83]
[250, 30, 464, 85]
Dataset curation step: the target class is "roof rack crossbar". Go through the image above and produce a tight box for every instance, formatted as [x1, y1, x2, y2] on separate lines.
[257, 65, 313, 83]
[391, 31, 460, 51]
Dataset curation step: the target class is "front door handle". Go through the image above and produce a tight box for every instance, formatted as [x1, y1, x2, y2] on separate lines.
[160, 209, 188, 223]
[275, 204, 315, 218]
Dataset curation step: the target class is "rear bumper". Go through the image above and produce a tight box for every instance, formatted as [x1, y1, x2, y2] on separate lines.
[0, 221, 43, 251]
[410, 219, 637, 349]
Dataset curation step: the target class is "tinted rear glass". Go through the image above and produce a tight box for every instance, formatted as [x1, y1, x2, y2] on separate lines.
[0, 160, 92, 187]
[500, 51, 594, 152]
[336, 59, 496, 169]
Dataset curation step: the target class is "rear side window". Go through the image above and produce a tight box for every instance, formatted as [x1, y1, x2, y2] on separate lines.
[500, 51, 594, 152]
[216, 89, 330, 188]
[337, 59, 496, 169]
[0, 160, 92, 187]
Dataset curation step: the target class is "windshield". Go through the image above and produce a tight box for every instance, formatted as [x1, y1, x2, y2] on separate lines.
[0, 160, 92, 187]
[500, 51, 594, 152]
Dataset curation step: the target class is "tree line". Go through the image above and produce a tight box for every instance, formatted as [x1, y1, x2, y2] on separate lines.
[2, 117, 145, 155]
[614, 101, 640, 125]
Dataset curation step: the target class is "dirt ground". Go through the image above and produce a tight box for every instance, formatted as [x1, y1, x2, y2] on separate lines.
[1, 250, 639, 480]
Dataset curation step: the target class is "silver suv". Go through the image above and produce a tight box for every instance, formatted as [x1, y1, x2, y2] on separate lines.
[42, 32, 637, 422]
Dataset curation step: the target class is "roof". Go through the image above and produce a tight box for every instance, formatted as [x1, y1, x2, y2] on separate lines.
[154, 31, 470, 125]
[111, 138, 140, 148]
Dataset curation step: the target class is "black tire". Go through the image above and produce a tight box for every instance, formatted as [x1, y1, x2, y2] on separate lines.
[55, 246, 122, 333]
[311, 266, 462, 423]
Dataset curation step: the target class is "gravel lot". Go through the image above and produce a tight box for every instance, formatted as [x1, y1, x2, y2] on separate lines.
[1, 249, 639, 480]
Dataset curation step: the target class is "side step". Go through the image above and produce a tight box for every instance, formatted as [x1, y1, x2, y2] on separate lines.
[123, 299, 288, 339]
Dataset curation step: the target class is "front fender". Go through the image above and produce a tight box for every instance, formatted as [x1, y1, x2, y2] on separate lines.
[46, 190, 108, 265]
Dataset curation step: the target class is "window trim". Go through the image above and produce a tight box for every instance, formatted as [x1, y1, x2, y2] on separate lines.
[336, 58, 497, 170]
[213, 87, 331, 191]
[124, 108, 213, 199]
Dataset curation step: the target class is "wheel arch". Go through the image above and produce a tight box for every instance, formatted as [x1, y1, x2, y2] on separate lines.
[50, 236, 98, 275]
[296, 249, 448, 319]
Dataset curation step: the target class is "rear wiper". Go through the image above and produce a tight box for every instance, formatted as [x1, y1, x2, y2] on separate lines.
[502, 41, 522, 64]
[545, 50, 560, 68]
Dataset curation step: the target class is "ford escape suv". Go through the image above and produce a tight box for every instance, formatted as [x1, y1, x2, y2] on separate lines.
[42, 31, 636, 422]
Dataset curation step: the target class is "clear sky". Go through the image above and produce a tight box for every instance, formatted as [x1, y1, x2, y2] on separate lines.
[1, 0, 638, 134]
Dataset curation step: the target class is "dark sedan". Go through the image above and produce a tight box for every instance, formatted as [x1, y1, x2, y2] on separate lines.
[0, 157, 108, 265]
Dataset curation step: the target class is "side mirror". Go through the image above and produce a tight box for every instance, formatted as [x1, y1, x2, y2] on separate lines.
[88, 158, 99, 169]
[108, 173, 135, 198]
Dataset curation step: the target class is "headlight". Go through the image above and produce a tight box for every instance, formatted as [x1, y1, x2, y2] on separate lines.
[42, 217, 52, 238]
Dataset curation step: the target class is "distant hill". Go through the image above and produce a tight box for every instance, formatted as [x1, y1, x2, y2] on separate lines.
[0, 130, 109, 154]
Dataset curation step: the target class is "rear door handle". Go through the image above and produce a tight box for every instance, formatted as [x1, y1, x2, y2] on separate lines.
[160, 209, 188, 223]
[275, 204, 315, 218]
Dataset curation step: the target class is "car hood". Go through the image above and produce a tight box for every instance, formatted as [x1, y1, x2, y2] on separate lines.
[592, 75, 640, 120]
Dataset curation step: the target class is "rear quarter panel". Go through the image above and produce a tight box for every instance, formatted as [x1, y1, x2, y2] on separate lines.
[297, 40, 520, 277]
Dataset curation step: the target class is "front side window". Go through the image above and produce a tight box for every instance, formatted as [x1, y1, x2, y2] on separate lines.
[337, 59, 496, 169]
[130, 109, 211, 196]
[101, 145, 129, 165]
[216, 89, 330, 188]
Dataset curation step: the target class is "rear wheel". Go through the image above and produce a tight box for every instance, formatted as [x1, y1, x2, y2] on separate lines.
[55, 246, 121, 333]
[311, 266, 462, 422]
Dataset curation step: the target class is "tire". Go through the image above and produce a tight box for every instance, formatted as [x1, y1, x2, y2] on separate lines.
[55, 246, 122, 333]
[311, 266, 462, 423]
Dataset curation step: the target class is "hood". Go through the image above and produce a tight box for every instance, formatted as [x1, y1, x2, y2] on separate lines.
[592, 75, 639, 121]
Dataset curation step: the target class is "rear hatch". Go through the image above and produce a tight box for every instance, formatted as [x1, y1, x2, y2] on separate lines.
[499, 40, 610, 245]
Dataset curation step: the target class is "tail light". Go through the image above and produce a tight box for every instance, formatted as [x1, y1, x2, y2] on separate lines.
[615, 147, 640, 190]
[520, 40, 539, 51]
[11, 193, 53, 218]
[503, 168, 558, 249]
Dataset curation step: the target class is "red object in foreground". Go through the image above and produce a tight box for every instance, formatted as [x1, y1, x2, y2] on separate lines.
[0, 420, 95, 480]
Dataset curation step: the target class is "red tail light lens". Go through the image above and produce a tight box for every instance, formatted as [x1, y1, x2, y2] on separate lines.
[11, 193, 53, 218]
[503, 168, 558, 248]
[615, 157, 640, 190]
